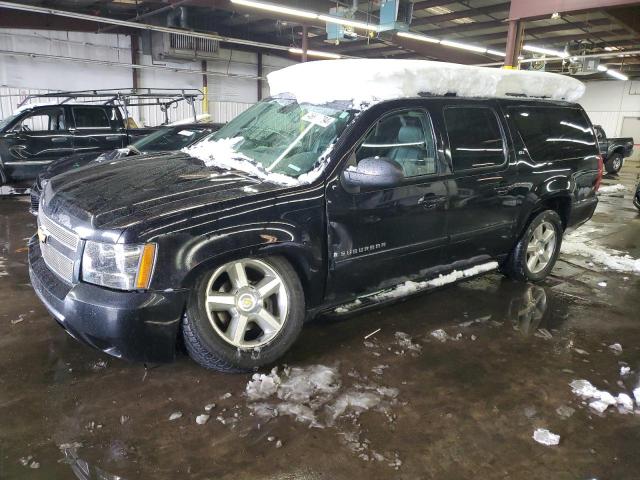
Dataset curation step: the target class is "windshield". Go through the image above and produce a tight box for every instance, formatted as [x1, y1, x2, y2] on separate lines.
[200, 97, 355, 179]
[0, 112, 20, 132]
[132, 126, 213, 152]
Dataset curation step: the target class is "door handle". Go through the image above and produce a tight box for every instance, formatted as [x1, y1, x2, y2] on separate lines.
[51, 137, 69, 143]
[106, 135, 122, 141]
[494, 184, 510, 196]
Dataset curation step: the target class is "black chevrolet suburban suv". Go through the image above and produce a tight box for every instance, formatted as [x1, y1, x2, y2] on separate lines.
[28, 94, 602, 372]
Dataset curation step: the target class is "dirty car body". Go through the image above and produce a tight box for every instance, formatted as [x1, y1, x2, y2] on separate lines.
[28, 95, 601, 367]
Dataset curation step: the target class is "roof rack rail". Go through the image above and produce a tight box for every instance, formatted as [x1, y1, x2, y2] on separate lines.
[16, 88, 203, 123]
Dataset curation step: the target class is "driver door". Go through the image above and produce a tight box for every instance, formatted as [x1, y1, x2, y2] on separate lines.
[325, 107, 449, 302]
[3, 107, 73, 180]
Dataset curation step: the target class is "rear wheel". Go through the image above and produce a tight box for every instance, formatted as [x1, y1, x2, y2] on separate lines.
[605, 153, 624, 174]
[182, 256, 305, 372]
[502, 210, 563, 282]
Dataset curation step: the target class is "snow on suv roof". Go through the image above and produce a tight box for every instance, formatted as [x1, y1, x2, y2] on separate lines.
[267, 59, 585, 106]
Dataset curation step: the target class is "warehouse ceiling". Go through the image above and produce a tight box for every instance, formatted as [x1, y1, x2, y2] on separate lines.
[2, 0, 640, 78]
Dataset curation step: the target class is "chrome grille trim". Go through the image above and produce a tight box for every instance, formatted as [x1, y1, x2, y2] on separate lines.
[40, 242, 75, 283]
[39, 212, 79, 250]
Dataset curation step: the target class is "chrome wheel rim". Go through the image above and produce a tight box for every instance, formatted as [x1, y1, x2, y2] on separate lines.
[526, 221, 557, 274]
[613, 157, 622, 171]
[205, 259, 289, 349]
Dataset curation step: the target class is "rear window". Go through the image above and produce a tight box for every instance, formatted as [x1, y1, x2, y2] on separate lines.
[508, 106, 597, 162]
[444, 106, 506, 171]
[72, 107, 111, 129]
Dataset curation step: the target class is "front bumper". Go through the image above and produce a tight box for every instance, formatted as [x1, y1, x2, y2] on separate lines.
[28, 237, 187, 363]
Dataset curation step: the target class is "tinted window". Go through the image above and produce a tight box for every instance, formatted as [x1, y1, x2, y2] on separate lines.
[132, 127, 214, 152]
[444, 107, 505, 171]
[508, 106, 597, 161]
[73, 107, 110, 129]
[356, 110, 437, 177]
[14, 108, 66, 132]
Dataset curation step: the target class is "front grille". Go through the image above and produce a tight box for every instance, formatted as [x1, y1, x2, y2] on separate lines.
[40, 241, 75, 282]
[37, 211, 80, 284]
[39, 212, 79, 251]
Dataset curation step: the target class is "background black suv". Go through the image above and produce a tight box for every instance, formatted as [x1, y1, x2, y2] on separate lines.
[29, 95, 601, 372]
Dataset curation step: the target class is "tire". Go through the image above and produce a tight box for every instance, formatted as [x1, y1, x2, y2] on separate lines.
[182, 255, 305, 372]
[502, 210, 563, 282]
[605, 153, 623, 174]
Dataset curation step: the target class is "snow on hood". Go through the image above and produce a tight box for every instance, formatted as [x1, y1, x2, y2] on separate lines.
[267, 59, 586, 106]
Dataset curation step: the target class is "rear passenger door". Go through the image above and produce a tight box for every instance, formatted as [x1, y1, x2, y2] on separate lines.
[326, 106, 449, 300]
[71, 106, 126, 155]
[442, 101, 519, 263]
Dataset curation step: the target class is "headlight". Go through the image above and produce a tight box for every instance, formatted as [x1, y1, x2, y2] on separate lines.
[82, 241, 157, 290]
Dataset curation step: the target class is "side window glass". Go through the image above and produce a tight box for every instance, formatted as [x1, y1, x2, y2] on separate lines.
[73, 107, 111, 129]
[507, 106, 597, 162]
[14, 108, 65, 132]
[355, 110, 437, 177]
[444, 107, 505, 171]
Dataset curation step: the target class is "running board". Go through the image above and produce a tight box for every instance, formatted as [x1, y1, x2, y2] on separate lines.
[330, 261, 500, 316]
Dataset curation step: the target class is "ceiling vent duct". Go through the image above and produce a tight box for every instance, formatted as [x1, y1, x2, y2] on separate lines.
[151, 31, 220, 62]
[166, 6, 189, 29]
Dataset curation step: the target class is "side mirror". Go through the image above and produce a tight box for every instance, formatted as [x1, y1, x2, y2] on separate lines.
[341, 157, 404, 190]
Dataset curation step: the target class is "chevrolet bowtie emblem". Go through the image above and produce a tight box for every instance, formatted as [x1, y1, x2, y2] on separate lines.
[37, 226, 48, 244]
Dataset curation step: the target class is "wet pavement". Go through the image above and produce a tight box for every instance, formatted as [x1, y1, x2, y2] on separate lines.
[1, 163, 639, 480]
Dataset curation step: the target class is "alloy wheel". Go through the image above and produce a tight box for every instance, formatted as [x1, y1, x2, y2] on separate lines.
[526, 221, 557, 274]
[204, 259, 289, 349]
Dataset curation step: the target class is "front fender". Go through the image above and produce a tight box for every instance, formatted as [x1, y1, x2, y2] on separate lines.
[152, 221, 325, 308]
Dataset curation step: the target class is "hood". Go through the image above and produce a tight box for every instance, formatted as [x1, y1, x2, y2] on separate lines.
[41, 149, 141, 181]
[42, 152, 290, 240]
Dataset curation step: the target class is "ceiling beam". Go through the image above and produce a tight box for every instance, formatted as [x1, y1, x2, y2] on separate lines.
[412, 2, 510, 27]
[413, 0, 457, 11]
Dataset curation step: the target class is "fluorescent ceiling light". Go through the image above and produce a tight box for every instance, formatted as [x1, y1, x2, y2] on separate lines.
[230, 0, 319, 19]
[523, 44, 568, 58]
[597, 64, 608, 72]
[317, 14, 380, 32]
[607, 69, 628, 81]
[288, 48, 342, 59]
[486, 49, 506, 57]
[396, 31, 440, 43]
[440, 39, 487, 54]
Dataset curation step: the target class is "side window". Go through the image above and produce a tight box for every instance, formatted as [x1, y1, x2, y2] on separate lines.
[508, 106, 597, 162]
[355, 110, 437, 177]
[444, 107, 505, 171]
[14, 108, 66, 132]
[73, 107, 111, 129]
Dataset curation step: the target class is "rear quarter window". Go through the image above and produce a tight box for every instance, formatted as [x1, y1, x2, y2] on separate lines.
[508, 106, 597, 162]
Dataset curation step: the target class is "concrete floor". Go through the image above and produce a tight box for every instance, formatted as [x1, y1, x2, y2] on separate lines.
[1, 163, 639, 480]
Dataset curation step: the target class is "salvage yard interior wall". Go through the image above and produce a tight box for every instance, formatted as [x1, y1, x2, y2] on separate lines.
[580, 80, 640, 141]
[0, 28, 294, 125]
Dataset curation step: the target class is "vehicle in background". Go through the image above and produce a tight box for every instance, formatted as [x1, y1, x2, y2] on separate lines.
[29, 94, 602, 372]
[30, 122, 221, 213]
[594, 124, 634, 174]
[0, 89, 201, 184]
[634, 182, 640, 211]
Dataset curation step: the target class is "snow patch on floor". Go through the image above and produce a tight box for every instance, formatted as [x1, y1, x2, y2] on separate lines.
[598, 183, 627, 194]
[570, 379, 636, 414]
[561, 229, 640, 274]
[532, 428, 560, 446]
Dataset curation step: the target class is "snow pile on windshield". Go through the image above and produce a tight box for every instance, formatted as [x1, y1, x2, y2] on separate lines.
[184, 137, 298, 186]
[268, 59, 585, 106]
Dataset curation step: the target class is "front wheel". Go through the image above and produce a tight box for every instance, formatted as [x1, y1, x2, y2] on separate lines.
[182, 256, 305, 372]
[605, 153, 624, 174]
[502, 210, 563, 282]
